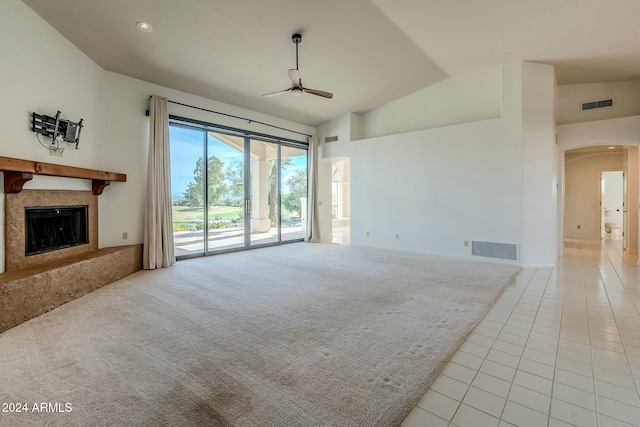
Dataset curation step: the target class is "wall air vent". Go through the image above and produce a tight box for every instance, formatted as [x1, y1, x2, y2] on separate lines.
[324, 136, 339, 143]
[472, 241, 517, 261]
[581, 99, 613, 111]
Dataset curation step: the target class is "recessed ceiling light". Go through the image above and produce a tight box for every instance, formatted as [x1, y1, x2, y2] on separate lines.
[136, 21, 153, 32]
[608, 146, 616, 149]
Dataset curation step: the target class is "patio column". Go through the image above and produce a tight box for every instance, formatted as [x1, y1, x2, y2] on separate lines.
[251, 159, 271, 233]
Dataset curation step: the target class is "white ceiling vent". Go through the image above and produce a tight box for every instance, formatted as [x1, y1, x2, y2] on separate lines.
[581, 99, 613, 111]
[324, 136, 339, 143]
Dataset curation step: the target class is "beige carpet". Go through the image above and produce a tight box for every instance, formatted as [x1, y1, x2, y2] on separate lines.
[0, 243, 519, 426]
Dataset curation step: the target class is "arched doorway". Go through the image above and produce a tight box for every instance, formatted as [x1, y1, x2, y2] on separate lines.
[560, 144, 638, 264]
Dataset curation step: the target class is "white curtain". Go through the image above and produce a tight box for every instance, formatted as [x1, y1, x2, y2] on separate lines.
[143, 96, 176, 269]
[305, 135, 321, 243]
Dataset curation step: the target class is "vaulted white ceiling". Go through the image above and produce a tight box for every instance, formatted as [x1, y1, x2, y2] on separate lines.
[22, 0, 640, 127]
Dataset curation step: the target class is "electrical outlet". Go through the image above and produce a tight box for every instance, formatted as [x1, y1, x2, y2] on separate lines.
[395, 234, 399, 240]
[464, 240, 469, 247]
[49, 148, 57, 156]
[57, 150, 63, 157]
[122, 232, 128, 240]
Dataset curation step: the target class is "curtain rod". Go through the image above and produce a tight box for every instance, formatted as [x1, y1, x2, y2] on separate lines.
[169, 114, 308, 147]
[146, 97, 312, 138]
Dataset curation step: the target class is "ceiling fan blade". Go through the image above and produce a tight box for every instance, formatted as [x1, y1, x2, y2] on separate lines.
[288, 69, 301, 85]
[302, 87, 333, 99]
[263, 88, 292, 97]
[264, 35, 333, 101]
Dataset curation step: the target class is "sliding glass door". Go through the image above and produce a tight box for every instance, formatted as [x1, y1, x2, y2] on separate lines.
[249, 139, 279, 246]
[169, 122, 307, 259]
[169, 125, 206, 257]
[281, 146, 308, 242]
[206, 132, 246, 252]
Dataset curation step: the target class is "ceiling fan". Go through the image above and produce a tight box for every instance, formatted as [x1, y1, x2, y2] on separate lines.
[263, 33, 333, 99]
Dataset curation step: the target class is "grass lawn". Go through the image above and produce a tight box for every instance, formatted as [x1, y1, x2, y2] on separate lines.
[172, 205, 243, 230]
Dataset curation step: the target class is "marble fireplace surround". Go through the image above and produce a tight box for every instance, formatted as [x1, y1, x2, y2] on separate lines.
[5, 189, 98, 271]
[1, 188, 143, 333]
[0, 158, 140, 333]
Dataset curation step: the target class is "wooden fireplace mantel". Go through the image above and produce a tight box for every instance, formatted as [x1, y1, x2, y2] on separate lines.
[0, 156, 126, 195]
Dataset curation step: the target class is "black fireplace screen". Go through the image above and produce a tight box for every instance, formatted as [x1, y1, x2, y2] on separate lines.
[25, 206, 89, 256]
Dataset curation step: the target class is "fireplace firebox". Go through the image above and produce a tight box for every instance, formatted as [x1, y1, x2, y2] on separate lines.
[25, 206, 89, 256]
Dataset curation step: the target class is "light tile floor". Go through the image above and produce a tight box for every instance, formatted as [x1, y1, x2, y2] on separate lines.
[403, 237, 640, 427]
[332, 226, 351, 245]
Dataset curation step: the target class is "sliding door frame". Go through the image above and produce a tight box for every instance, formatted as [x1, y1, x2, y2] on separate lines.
[169, 116, 308, 260]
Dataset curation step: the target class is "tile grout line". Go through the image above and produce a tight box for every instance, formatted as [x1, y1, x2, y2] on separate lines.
[494, 267, 551, 425]
[595, 239, 640, 416]
[584, 240, 601, 427]
[410, 272, 531, 425]
[547, 258, 565, 427]
[444, 268, 534, 425]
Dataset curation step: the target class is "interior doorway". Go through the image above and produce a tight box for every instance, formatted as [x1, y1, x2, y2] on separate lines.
[600, 171, 623, 240]
[561, 144, 639, 265]
[331, 159, 350, 244]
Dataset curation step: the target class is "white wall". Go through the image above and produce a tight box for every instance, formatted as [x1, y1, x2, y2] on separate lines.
[358, 66, 502, 140]
[564, 152, 623, 240]
[317, 158, 333, 242]
[0, 0, 313, 271]
[317, 114, 352, 159]
[314, 62, 560, 265]
[557, 116, 640, 149]
[521, 62, 558, 266]
[0, 0, 104, 272]
[557, 81, 640, 125]
[0, 1, 104, 169]
[317, 114, 353, 242]
[350, 117, 523, 258]
[350, 113, 365, 142]
[344, 62, 558, 266]
[319, 67, 512, 258]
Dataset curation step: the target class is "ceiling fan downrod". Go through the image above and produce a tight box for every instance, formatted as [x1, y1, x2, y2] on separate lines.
[292, 33, 301, 71]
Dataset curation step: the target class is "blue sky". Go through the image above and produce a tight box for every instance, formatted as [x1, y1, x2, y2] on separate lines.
[169, 125, 306, 197]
